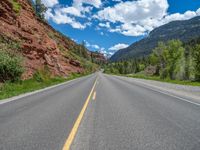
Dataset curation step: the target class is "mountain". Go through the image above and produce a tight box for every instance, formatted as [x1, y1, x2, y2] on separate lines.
[110, 16, 200, 62]
[0, 0, 105, 80]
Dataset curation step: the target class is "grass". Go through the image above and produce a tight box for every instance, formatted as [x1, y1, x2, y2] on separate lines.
[106, 72, 200, 86]
[125, 74, 200, 86]
[0, 73, 87, 100]
[10, 0, 21, 14]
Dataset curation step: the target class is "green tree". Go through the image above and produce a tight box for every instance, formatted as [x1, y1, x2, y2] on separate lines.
[165, 40, 185, 80]
[193, 44, 200, 81]
[152, 42, 168, 79]
[35, 0, 47, 20]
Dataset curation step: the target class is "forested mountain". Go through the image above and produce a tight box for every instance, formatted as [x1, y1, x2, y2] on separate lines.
[110, 16, 200, 62]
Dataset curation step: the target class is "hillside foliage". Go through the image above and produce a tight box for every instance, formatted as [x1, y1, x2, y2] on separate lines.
[105, 38, 200, 82]
[0, 37, 24, 82]
[34, 0, 47, 20]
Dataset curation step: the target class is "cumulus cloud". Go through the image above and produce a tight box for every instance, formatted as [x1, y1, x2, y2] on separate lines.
[33, 0, 58, 7]
[96, 0, 200, 36]
[92, 44, 100, 49]
[99, 22, 110, 28]
[42, 0, 200, 36]
[197, 8, 200, 15]
[109, 43, 129, 51]
[46, 8, 87, 29]
[43, 0, 102, 29]
[85, 41, 101, 49]
[73, 0, 102, 8]
[32, 0, 59, 7]
[60, 7, 82, 17]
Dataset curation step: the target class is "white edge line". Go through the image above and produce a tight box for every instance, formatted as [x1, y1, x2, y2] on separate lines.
[111, 74, 200, 107]
[0, 74, 93, 105]
[144, 85, 200, 106]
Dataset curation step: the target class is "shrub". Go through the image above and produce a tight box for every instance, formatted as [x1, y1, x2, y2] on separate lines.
[33, 66, 51, 82]
[0, 51, 24, 82]
[10, 0, 21, 14]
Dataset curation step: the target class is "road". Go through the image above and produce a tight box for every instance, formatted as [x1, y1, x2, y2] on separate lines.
[0, 72, 200, 150]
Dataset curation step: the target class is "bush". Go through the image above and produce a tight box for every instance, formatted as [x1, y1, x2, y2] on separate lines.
[0, 51, 24, 82]
[10, 0, 21, 14]
[33, 66, 51, 82]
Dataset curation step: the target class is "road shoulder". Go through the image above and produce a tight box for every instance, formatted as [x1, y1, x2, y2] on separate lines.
[111, 74, 200, 105]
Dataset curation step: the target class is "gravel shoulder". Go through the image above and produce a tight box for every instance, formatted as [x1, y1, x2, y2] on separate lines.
[114, 75, 200, 103]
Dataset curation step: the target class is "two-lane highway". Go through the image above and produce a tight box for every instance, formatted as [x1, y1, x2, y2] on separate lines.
[0, 72, 200, 150]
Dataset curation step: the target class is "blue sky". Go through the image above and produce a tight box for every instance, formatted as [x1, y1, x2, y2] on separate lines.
[41, 0, 200, 57]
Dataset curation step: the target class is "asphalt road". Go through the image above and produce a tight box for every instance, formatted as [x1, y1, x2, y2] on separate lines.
[1, 72, 200, 150]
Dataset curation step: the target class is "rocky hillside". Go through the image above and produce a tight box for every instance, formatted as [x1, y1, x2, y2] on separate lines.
[110, 16, 200, 62]
[0, 0, 105, 80]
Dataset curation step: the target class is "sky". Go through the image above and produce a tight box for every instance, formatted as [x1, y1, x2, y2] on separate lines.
[39, 0, 200, 57]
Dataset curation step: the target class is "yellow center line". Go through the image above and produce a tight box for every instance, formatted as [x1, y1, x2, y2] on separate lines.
[62, 77, 98, 150]
[93, 91, 96, 100]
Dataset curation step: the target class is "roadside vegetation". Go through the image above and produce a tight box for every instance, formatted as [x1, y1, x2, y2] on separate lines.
[0, 1, 102, 100]
[0, 41, 96, 100]
[10, 0, 21, 14]
[104, 37, 200, 86]
[0, 35, 97, 100]
[0, 36, 23, 82]
[0, 72, 86, 100]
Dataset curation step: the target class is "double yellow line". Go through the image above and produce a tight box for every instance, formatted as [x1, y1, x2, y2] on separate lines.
[62, 77, 98, 150]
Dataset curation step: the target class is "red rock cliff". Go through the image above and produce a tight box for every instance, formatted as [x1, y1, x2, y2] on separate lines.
[0, 0, 91, 79]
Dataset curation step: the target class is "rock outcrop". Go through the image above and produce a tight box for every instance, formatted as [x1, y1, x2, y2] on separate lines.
[0, 0, 104, 79]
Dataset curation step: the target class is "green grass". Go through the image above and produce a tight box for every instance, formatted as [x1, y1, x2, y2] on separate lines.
[10, 0, 21, 14]
[0, 73, 86, 100]
[106, 72, 200, 86]
[126, 74, 200, 86]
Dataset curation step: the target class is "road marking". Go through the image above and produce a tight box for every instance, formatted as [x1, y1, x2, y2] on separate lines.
[113, 75, 200, 107]
[93, 91, 96, 100]
[146, 86, 200, 106]
[129, 79, 200, 106]
[62, 78, 98, 150]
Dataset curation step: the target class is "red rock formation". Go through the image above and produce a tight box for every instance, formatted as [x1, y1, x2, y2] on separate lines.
[0, 0, 86, 79]
[89, 51, 107, 64]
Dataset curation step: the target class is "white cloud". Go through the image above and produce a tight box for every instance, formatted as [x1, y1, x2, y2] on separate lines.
[197, 8, 200, 15]
[43, 0, 102, 29]
[112, 0, 122, 2]
[41, 0, 58, 7]
[44, 6, 89, 29]
[73, 0, 102, 8]
[60, 7, 82, 17]
[43, 0, 200, 36]
[99, 22, 110, 28]
[92, 44, 100, 49]
[47, 9, 86, 29]
[96, 0, 200, 36]
[99, 43, 129, 57]
[109, 43, 129, 51]
[163, 11, 197, 24]
[85, 41, 100, 49]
